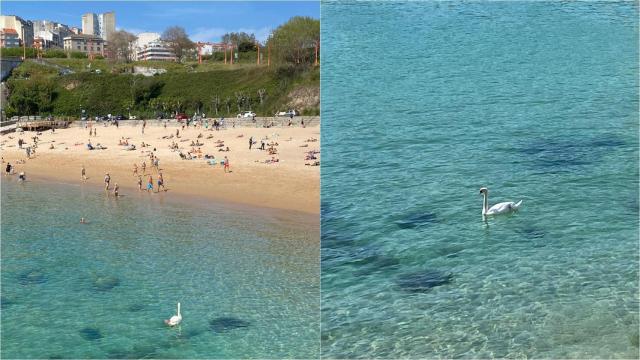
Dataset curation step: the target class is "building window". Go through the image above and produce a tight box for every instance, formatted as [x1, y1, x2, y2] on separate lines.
[77, 45, 81, 50]
[84, 46, 87, 50]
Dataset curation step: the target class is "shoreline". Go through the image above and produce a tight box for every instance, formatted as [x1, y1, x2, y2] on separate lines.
[1, 175, 319, 235]
[1, 123, 320, 215]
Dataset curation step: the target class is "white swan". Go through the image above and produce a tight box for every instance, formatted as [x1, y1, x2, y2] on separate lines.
[164, 302, 182, 326]
[480, 187, 522, 216]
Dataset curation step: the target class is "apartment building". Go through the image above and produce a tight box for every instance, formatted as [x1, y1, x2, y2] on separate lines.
[0, 28, 20, 48]
[0, 15, 33, 47]
[63, 34, 105, 55]
[81, 12, 115, 42]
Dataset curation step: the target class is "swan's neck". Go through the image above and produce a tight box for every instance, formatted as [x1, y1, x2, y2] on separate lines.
[482, 192, 488, 215]
[177, 303, 181, 317]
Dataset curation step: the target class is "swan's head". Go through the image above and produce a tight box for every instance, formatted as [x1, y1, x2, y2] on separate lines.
[479, 187, 488, 194]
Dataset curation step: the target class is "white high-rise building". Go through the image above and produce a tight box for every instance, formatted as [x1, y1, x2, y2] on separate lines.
[81, 12, 115, 42]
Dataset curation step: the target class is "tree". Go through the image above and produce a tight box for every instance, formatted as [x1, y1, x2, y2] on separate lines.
[267, 16, 319, 65]
[161, 26, 194, 62]
[211, 95, 220, 116]
[221, 32, 257, 52]
[224, 96, 231, 114]
[257, 89, 266, 105]
[5, 77, 55, 116]
[109, 30, 137, 62]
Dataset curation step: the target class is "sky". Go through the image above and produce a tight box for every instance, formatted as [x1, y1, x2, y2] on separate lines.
[1, 1, 319, 42]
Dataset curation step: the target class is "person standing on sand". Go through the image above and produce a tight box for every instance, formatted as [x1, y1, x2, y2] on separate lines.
[142, 120, 146, 135]
[141, 161, 146, 174]
[133, 163, 138, 176]
[224, 156, 230, 173]
[113, 183, 119, 197]
[147, 175, 153, 192]
[249, 136, 253, 150]
[137, 175, 143, 191]
[94, 128, 97, 137]
[81, 165, 87, 181]
[104, 173, 111, 190]
[157, 172, 165, 192]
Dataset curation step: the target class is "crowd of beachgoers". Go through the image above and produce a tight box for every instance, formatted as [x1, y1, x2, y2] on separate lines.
[0, 118, 320, 213]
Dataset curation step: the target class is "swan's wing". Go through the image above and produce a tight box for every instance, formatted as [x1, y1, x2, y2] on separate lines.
[487, 202, 517, 214]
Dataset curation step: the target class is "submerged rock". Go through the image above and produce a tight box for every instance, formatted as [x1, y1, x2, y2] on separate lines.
[1, 296, 15, 309]
[209, 317, 250, 332]
[18, 269, 47, 285]
[353, 256, 401, 277]
[79, 327, 103, 341]
[395, 212, 437, 229]
[321, 229, 356, 249]
[516, 226, 546, 239]
[127, 303, 145, 312]
[396, 270, 452, 292]
[93, 276, 120, 292]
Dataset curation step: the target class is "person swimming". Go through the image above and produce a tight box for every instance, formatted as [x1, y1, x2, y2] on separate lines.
[80, 217, 87, 224]
[18, 172, 25, 181]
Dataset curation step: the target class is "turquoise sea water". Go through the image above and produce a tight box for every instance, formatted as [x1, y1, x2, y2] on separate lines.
[321, 2, 638, 358]
[1, 179, 319, 359]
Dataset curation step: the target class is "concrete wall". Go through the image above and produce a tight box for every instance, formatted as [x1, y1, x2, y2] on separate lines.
[1, 57, 23, 81]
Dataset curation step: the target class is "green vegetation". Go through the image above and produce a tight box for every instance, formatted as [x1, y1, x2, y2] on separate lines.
[4, 59, 319, 118]
[3, 15, 320, 118]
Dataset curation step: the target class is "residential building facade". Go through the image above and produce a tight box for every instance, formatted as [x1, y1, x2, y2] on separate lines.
[0, 28, 20, 48]
[199, 42, 227, 55]
[81, 12, 115, 42]
[0, 15, 34, 47]
[63, 34, 105, 55]
[34, 30, 61, 49]
[32, 20, 73, 47]
[136, 40, 176, 61]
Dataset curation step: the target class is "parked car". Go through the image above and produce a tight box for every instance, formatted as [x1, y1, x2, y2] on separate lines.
[275, 110, 298, 117]
[115, 114, 126, 121]
[237, 111, 256, 118]
[175, 113, 189, 122]
[129, 115, 137, 120]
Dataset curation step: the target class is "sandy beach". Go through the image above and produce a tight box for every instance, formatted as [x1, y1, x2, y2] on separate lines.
[0, 120, 320, 214]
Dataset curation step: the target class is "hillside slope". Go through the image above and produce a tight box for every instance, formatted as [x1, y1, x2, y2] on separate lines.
[4, 59, 319, 118]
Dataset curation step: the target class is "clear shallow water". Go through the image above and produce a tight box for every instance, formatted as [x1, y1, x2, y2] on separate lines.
[1, 179, 319, 359]
[321, 1, 638, 358]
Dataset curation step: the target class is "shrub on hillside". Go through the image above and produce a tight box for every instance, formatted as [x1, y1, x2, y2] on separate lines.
[69, 51, 87, 59]
[0, 47, 36, 58]
[43, 49, 67, 58]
